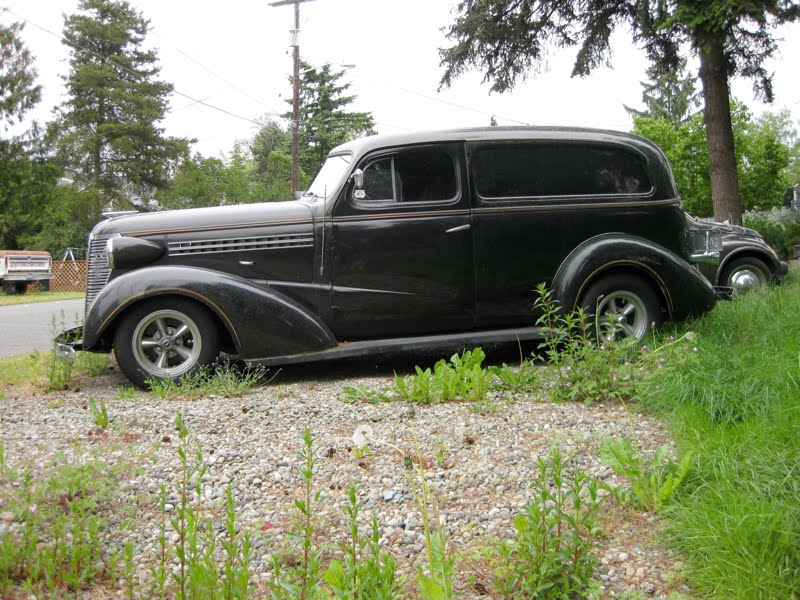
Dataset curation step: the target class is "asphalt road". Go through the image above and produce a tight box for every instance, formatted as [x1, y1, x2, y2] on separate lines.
[0, 298, 84, 357]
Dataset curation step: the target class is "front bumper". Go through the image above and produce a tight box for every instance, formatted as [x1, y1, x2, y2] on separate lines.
[776, 260, 790, 280]
[54, 326, 84, 363]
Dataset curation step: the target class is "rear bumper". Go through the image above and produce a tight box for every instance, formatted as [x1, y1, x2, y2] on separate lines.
[3, 273, 55, 281]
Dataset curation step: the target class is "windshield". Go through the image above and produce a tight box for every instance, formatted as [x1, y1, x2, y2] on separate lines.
[307, 153, 352, 198]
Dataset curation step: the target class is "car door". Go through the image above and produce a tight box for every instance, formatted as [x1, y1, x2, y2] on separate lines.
[330, 142, 475, 339]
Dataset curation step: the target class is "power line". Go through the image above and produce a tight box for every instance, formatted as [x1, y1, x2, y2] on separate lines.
[1, 6, 264, 126]
[357, 73, 532, 126]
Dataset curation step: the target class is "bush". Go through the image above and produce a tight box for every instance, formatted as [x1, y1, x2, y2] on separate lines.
[743, 207, 800, 259]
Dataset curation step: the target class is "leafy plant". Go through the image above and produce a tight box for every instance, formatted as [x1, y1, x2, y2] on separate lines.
[533, 283, 643, 405]
[600, 438, 692, 513]
[342, 383, 387, 404]
[324, 484, 399, 598]
[117, 386, 136, 400]
[392, 348, 494, 405]
[494, 446, 603, 598]
[269, 427, 325, 598]
[87, 396, 109, 429]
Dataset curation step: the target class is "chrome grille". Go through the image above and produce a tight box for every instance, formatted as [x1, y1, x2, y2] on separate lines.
[168, 233, 313, 256]
[85, 234, 111, 314]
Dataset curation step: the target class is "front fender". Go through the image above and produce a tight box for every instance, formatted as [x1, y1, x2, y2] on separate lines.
[552, 233, 716, 321]
[83, 266, 337, 358]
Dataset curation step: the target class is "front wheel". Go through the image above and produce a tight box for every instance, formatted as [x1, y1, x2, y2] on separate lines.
[114, 298, 220, 389]
[720, 256, 771, 294]
[580, 274, 662, 342]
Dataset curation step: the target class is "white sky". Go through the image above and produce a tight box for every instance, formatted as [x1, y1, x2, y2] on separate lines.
[3, 0, 799, 159]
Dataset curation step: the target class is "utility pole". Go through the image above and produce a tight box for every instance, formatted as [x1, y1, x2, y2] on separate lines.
[269, 0, 317, 197]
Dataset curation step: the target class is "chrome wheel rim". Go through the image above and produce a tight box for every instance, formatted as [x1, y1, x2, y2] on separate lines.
[596, 291, 648, 341]
[728, 267, 766, 293]
[132, 309, 202, 378]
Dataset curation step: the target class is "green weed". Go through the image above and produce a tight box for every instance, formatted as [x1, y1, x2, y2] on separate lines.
[392, 348, 494, 404]
[146, 362, 267, 399]
[600, 438, 692, 513]
[324, 484, 399, 598]
[493, 446, 603, 598]
[87, 396, 109, 429]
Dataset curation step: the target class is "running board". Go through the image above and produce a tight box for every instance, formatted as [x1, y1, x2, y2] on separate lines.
[245, 326, 546, 368]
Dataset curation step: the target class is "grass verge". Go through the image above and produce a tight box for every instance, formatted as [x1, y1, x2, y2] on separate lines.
[0, 291, 84, 307]
[639, 269, 800, 598]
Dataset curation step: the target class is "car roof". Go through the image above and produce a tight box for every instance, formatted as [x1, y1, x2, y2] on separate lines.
[329, 126, 659, 158]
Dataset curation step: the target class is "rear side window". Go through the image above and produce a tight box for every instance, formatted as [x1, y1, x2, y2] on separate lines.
[473, 142, 652, 199]
[356, 148, 458, 204]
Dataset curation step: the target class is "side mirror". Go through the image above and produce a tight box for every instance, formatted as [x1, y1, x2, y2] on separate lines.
[352, 168, 364, 189]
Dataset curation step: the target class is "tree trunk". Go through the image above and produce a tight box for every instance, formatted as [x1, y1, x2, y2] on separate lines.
[698, 36, 742, 223]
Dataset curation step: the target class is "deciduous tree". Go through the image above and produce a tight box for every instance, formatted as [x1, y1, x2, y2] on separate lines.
[439, 0, 800, 223]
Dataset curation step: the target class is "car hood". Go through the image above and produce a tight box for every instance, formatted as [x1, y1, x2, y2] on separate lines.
[686, 214, 763, 240]
[91, 200, 315, 238]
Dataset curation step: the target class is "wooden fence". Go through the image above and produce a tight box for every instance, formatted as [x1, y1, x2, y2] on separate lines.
[50, 260, 87, 292]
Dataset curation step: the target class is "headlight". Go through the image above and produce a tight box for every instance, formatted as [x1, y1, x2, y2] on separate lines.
[106, 236, 165, 270]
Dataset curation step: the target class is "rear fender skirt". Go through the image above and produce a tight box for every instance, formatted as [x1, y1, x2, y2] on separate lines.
[82, 266, 336, 358]
[552, 233, 716, 321]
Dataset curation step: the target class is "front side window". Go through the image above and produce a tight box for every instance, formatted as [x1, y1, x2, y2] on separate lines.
[473, 142, 652, 199]
[355, 148, 458, 204]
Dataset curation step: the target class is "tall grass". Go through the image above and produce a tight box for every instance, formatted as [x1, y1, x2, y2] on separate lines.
[639, 270, 800, 598]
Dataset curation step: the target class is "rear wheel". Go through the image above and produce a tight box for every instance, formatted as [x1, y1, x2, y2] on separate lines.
[114, 298, 220, 389]
[580, 274, 662, 342]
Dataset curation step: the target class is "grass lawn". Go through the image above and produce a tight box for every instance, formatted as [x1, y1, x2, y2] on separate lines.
[0, 291, 84, 307]
[640, 268, 800, 598]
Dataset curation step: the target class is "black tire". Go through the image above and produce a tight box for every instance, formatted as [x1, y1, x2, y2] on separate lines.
[113, 298, 220, 389]
[2, 281, 16, 295]
[38, 280, 50, 292]
[719, 256, 771, 294]
[14, 282, 27, 295]
[580, 273, 662, 342]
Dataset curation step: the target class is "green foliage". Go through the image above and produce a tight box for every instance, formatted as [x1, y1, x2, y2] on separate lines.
[54, 0, 189, 209]
[600, 438, 692, 513]
[392, 348, 494, 404]
[269, 427, 325, 598]
[633, 104, 797, 217]
[288, 61, 376, 179]
[323, 484, 399, 599]
[0, 21, 41, 126]
[743, 207, 800, 259]
[87, 396, 109, 429]
[0, 456, 120, 596]
[145, 362, 267, 398]
[533, 283, 642, 405]
[639, 270, 800, 596]
[493, 446, 603, 598]
[0, 135, 62, 250]
[624, 58, 698, 126]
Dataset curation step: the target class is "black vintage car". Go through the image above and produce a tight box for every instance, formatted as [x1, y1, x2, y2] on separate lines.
[685, 214, 789, 293]
[59, 127, 718, 388]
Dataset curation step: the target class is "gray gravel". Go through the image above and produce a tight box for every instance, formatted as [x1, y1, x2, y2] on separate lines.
[0, 364, 690, 598]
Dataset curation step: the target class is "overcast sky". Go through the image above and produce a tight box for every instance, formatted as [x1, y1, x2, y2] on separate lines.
[3, 1, 799, 159]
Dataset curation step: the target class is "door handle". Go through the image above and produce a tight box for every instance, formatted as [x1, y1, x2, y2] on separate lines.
[445, 224, 471, 234]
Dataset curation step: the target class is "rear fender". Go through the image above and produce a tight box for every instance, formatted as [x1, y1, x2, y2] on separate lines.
[552, 233, 716, 321]
[83, 266, 337, 358]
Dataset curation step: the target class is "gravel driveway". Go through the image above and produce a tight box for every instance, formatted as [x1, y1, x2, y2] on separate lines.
[0, 360, 688, 598]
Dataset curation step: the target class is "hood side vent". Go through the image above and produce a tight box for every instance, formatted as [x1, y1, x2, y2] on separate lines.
[168, 233, 313, 256]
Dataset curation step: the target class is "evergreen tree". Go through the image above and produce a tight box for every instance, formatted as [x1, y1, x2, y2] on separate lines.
[0, 21, 41, 128]
[624, 58, 698, 125]
[285, 62, 375, 178]
[53, 0, 188, 211]
[439, 0, 800, 224]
